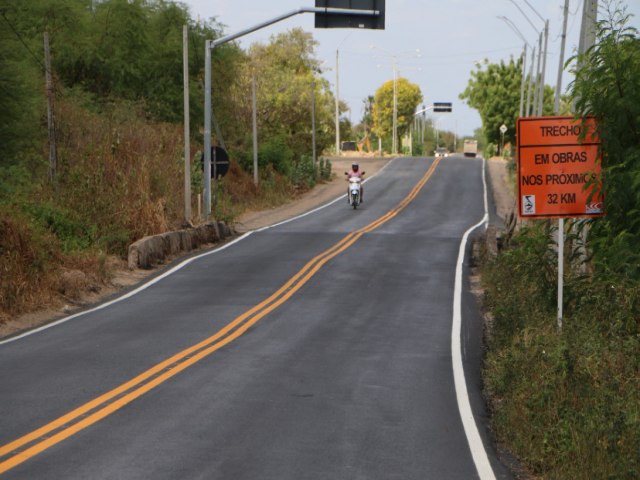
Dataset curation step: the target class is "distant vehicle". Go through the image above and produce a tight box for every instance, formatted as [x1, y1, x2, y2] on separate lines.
[463, 139, 478, 157]
[341, 141, 357, 152]
[434, 147, 448, 158]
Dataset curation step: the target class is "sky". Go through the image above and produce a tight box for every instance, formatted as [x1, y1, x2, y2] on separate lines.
[179, 0, 640, 138]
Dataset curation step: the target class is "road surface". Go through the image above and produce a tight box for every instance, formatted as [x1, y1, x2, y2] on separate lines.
[0, 155, 513, 479]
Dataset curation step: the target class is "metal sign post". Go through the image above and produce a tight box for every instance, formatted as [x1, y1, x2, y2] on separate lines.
[183, 25, 191, 223]
[204, 42, 212, 217]
[517, 116, 603, 331]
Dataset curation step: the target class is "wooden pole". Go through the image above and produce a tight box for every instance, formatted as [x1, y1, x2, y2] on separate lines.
[183, 25, 192, 223]
[252, 76, 259, 186]
[311, 80, 317, 167]
[44, 32, 57, 184]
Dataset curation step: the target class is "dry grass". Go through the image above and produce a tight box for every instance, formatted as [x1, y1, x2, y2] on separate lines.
[0, 208, 59, 321]
[0, 94, 316, 324]
[54, 97, 185, 244]
[1, 95, 189, 322]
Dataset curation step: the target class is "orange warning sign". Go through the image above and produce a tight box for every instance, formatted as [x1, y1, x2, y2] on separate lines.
[517, 116, 604, 218]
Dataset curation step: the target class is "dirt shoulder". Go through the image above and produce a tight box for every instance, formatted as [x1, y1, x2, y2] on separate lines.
[487, 156, 516, 222]
[2, 155, 513, 340]
[236, 155, 515, 231]
[234, 155, 391, 232]
[0, 155, 392, 340]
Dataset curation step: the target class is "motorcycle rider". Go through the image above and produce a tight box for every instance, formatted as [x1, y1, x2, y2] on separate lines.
[346, 162, 364, 202]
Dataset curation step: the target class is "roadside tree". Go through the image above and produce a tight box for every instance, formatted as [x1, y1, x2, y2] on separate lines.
[372, 78, 422, 148]
[234, 28, 336, 173]
[570, 5, 640, 276]
[460, 57, 554, 152]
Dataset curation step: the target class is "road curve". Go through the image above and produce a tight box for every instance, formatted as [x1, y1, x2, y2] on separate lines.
[0, 156, 513, 479]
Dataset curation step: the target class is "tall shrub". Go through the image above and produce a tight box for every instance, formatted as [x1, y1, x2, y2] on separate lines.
[569, 3, 640, 277]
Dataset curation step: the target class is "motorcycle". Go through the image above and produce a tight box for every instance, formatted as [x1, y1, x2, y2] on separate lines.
[345, 172, 365, 209]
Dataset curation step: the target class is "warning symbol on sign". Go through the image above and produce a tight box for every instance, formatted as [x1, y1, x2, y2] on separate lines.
[586, 202, 603, 214]
[523, 195, 536, 215]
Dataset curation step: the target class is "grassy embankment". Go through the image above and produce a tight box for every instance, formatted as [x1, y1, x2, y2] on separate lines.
[0, 93, 329, 325]
[480, 216, 639, 479]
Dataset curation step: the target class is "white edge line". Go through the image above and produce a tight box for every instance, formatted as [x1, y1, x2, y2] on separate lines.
[451, 158, 495, 479]
[1, 158, 399, 346]
[0, 233, 253, 346]
[255, 156, 397, 232]
[482, 157, 489, 230]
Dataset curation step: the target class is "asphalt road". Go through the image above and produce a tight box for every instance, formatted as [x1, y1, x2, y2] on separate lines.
[0, 156, 514, 479]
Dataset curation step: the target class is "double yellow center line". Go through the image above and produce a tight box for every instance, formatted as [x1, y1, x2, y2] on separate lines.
[0, 157, 441, 474]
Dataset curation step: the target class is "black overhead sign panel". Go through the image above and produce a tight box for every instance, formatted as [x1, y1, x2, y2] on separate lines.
[315, 0, 385, 29]
[433, 102, 452, 112]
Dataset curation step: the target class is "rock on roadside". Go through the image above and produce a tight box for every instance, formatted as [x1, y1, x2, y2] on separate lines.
[127, 221, 234, 269]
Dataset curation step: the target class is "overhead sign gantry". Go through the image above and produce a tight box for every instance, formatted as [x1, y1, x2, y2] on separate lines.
[315, 0, 385, 29]
[203, 3, 385, 217]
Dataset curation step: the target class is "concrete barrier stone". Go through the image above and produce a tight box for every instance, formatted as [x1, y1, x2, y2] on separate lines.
[127, 221, 232, 270]
[162, 232, 181, 256]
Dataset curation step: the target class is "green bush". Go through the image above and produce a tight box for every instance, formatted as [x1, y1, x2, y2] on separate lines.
[0, 164, 35, 204]
[484, 142, 496, 159]
[0, 207, 58, 318]
[291, 155, 317, 189]
[96, 230, 131, 254]
[570, 6, 640, 279]
[318, 157, 332, 181]
[239, 135, 295, 178]
[482, 223, 639, 479]
[24, 202, 96, 253]
[483, 12, 640, 475]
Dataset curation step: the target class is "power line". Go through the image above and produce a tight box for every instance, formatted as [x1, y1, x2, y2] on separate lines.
[340, 45, 522, 61]
[0, 11, 46, 71]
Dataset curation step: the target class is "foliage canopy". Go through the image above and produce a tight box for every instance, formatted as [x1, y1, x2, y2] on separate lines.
[0, 0, 341, 320]
[372, 77, 422, 140]
[460, 56, 554, 150]
[570, 3, 640, 277]
[233, 28, 336, 163]
[483, 5, 640, 478]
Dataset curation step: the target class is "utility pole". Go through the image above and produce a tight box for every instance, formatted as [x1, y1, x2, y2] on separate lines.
[532, 32, 542, 115]
[183, 25, 191, 223]
[555, 0, 570, 332]
[203, 5, 384, 216]
[392, 63, 398, 154]
[204, 41, 212, 218]
[578, 0, 598, 59]
[497, 16, 529, 118]
[411, 118, 416, 154]
[311, 80, 317, 167]
[334, 32, 353, 156]
[335, 48, 340, 155]
[538, 20, 549, 115]
[44, 32, 57, 184]
[525, 45, 535, 116]
[519, 44, 527, 117]
[558, 0, 598, 331]
[553, 0, 598, 331]
[509, 0, 547, 116]
[454, 121, 458, 153]
[554, 0, 570, 114]
[252, 75, 259, 186]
